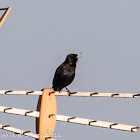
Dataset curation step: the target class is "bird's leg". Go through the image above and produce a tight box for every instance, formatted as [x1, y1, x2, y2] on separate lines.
[57, 88, 61, 93]
[65, 87, 71, 96]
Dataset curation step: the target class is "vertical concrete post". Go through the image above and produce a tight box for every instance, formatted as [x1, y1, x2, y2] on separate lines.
[36, 88, 57, 140]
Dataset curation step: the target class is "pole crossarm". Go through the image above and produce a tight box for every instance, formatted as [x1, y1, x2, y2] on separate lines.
[0, 90, 140, 98]
[56, 115, 139, 132]
[0, 123, 39, 139]
[55, 92, 140, 98]
[0, 90, 42, 95]
[0, 106, 139, 132]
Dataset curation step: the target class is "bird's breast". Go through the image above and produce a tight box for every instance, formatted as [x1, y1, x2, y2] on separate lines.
[63, 65, 75, 76]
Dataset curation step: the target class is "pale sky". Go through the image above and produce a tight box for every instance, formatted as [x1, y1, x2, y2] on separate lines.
[0, 0, 140, 140]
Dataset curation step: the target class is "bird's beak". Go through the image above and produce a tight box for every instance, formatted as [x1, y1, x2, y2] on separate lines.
[77, 52, 82, 58]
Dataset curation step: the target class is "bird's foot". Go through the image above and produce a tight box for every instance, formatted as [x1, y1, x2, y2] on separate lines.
[65, 87, 71, 96]
[67, 91, 71, 96]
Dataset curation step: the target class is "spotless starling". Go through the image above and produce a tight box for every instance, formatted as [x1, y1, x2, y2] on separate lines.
[52, 53, 81, 95]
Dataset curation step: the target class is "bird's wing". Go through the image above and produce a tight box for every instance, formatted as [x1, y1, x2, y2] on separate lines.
[52, 63, 66, 90]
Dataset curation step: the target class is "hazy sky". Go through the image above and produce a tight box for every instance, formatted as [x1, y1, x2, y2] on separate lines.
[0, 0, 140, 140]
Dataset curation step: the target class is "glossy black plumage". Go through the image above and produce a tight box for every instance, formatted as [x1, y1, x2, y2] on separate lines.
[52, 54, 79, 92]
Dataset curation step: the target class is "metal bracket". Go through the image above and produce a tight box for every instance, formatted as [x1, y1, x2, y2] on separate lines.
[0, 7, 11, 28]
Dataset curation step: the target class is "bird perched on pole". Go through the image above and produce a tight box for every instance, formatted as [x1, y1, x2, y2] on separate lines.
[52, 53, 81, 95]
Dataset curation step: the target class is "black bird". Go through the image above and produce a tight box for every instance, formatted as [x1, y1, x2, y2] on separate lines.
[52, 53, 80, 95]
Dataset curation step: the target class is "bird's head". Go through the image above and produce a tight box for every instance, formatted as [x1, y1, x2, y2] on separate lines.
[65, 53, 81, 66]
